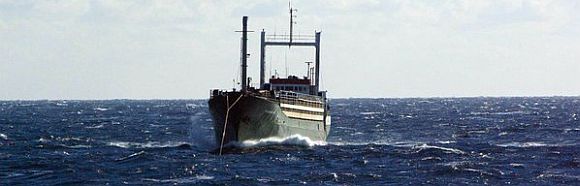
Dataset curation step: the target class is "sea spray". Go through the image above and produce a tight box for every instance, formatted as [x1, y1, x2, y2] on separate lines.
[188, 112, 216, 150]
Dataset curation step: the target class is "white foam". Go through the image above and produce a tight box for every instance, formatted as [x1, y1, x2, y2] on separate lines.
[537, 173, 580, 180]
[360, 112, 380, 115]
[38, 137, 51, 143]
[64, 144, 92, 148]
[107, 141, 190, 148]
[185, 103, 205, 109]
[230, 135, 326, 148]
[0, 133, 7, 140]
[94, 107, 108, 111]
[564, 128, 580, 133]
[85, 124, 104, 129]
[142, 175, 214, 183]
[328, 140, 421, 147]
[413, 144, 466, 154]
[55, 102, 68, 106]
[116, 151, 146, 161]
[495, 142, 574, 147]
[509, 163, 524, 167]
[437, 140, 456, 144]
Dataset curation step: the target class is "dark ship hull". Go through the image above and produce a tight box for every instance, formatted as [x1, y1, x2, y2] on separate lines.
[209, 91, 330, 145]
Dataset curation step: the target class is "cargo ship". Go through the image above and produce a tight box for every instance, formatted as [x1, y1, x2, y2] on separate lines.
[208, 9, 330, 151]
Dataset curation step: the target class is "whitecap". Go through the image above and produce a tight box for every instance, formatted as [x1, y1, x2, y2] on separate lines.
[55, 102, 68, 106]
[116, 151, 146, 161]
[437, 140, 456, 144]
[142, 175, 214, 183]
[360, 112, 380, 115]
[564, 128, 580, 133]
[509, 163, 524, 167]
[229, 135, 326, 148]
[328, 140, 421, 147]
[537, 173, 580, 180]
[496, 142, 578, 148]
[421, 156, 442, 161]
[94, 107, 108, 111]
[334, 126, 354, 130]
[85, 124, 104, 129]
[413, 144, 466, 154]
[38, 137, 51, 143]
[331, 172, 338, 179]
[496, 142, 551, 147]
[107, 141, 191, 148]
[463, 168, 499, 176]
[149, 124, 166, 127]
[0, 133, 7, 140]
[62, 144, 92, 149]
[186, 103, 204, 109]
[492, 111, 529, 115]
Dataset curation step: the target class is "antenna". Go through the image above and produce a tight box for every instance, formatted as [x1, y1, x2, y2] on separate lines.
[305, 61, 313, 80]
[289, 1, 297, 48]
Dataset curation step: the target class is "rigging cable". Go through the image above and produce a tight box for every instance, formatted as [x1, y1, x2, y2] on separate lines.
[219, 93, 244, 155]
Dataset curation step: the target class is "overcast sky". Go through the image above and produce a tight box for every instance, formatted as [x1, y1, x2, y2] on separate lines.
[1, 0, 579, 100]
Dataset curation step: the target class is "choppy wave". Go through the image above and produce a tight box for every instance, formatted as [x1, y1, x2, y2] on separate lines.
[107, 141, 191, 149]
[2, 98, 580, 185]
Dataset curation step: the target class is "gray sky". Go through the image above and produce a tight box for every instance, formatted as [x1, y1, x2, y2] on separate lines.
[1, 0, 579, 100]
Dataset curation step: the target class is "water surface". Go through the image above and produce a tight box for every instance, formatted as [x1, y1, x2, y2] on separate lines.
[1, 97, 579, 185]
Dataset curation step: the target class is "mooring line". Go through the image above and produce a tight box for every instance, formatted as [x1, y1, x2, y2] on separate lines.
[219, 93, 244, 155]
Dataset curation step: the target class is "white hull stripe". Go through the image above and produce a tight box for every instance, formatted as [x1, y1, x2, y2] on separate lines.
[283, 111, 324, 121]
[280, 103, 324, 112]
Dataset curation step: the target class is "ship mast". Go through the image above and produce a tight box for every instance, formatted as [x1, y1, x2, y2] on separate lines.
[289, 2, 296, 47]
[237, 16, 250, 92]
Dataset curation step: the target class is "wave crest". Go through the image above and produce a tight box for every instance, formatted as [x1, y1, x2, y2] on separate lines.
[229, 135, 326, 148]
[496, 142, 577, 148]
[107, 141, 191, 149]
[412, 144, 466, 154]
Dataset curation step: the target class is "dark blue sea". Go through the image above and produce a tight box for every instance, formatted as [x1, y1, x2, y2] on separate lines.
[1, 97, 579, 185]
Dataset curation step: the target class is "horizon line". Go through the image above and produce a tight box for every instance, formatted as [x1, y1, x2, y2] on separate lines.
[1, 95, 579, 101]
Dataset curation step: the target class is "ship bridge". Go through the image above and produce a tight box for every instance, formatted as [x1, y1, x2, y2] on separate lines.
[268, 75, 312, 94]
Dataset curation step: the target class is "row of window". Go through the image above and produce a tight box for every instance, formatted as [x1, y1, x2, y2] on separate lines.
[273, 85, 309, 92]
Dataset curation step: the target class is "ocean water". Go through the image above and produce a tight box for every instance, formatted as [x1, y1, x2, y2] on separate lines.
[1, 97, 579, 185]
